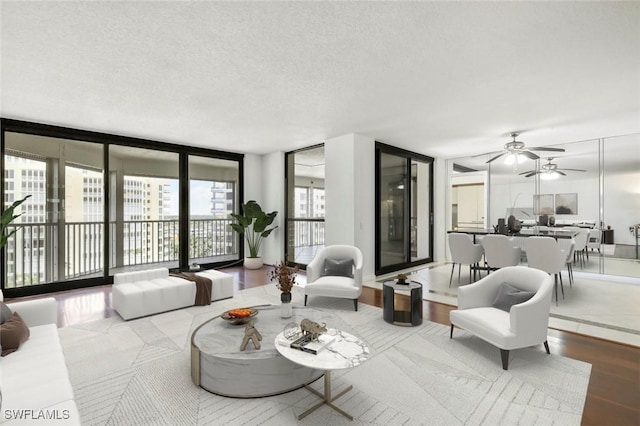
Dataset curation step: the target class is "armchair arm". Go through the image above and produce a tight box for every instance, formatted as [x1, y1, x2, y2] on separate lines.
[7, 298, 57, 327]
[306, 255, 324, 283]
[457, 274, 502, 310]
[510, 274, 553, 336]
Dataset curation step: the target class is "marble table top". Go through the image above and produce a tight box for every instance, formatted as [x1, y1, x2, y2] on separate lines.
[192, 305, 340, 360]
[275, 329, 370, 371]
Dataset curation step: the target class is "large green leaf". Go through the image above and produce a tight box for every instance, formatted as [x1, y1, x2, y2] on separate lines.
[1, 195, 31, 249]
[242, 200, 263, 219]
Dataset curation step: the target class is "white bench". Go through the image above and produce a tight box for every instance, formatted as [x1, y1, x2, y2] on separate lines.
[112, 268, 233, 320]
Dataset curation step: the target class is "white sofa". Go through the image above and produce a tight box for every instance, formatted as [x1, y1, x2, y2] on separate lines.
[112, 268, 233, 320]
[0, 292, 81, 425]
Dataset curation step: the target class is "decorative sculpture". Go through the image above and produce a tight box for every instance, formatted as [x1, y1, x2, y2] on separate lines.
[300, 318, 327, 342]
[240, 320, 262, 351]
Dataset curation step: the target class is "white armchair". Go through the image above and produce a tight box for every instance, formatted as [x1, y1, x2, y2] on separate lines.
[449, 266, 553, 370]
[304, 245, 363, 311]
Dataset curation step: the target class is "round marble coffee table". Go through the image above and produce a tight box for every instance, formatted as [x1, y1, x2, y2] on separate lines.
[275, 329, 370, 420]
[191, 306, 336, 397]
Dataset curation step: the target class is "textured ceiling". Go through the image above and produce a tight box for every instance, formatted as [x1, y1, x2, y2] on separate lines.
[1, 1, 639, 159]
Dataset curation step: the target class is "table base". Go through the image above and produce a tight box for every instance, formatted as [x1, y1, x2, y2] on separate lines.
[298, 370, 353, 420]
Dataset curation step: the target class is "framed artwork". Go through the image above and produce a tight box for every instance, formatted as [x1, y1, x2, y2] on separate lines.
[555, 193, 578, 215]
[534, 194, 554, 216]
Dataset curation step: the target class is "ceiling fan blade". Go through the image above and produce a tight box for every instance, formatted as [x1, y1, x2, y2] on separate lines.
[559, 168, 587, 172]
[472, 150, 501, 158]
[523, 172, 538, 177]
[557, 171, 567, 176]
[486, 152, 506, 163]
[528, 146, 566, 152]
[519, 170, 536, 175]
[521, 150, 539, 160]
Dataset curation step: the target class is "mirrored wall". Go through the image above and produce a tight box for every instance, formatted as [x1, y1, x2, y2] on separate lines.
[448, 133, 640, 279]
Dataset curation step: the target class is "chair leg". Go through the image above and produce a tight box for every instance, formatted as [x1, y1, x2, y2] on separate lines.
[500, 349, 509, 370]
[449, 263, 455, 287]
[304, 295, 308, 306]
[469, 264, 473, 284]
[450, 324, 454, 339]
[556, 274, 564, 300]
[544, 340, 550, 355]
[554, 281, 558, 306]
[353, 299, 358, 311]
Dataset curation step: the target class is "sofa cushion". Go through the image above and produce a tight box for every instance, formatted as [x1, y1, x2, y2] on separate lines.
[1, 324, 79, 424]
[1, 311, 30, 356]
[492, 282, 536, 312]
[1, 301, 13, 324]
[323, 258, 354, 278]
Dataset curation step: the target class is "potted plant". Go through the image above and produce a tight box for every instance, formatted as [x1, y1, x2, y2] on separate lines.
[269, 261, 298, 302]
[1, 195, 31, 249]
[270, 261, 298, 318]
[229, 200, 278, 269]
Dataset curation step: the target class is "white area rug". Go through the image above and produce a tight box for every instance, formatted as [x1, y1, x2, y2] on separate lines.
[58, 285, 591, 425]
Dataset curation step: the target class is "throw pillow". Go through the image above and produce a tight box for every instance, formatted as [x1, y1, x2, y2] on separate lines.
[0, 302, 12, 325]
[1, 312, 30, 356]
[492, 282, 536, 312]
[323, 258, 354, 278]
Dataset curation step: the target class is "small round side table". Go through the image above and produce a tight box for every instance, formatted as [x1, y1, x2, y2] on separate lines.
[382, 280, 423, 326]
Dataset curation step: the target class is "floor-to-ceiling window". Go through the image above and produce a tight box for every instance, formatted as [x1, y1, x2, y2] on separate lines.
[3, 132, 105, 289]
[108, 145, 180, 273]
[188, 155, 239, 266]
[1, 119, 243, 297]
[375, 142, 434, 275]
[285, 145, 325, 267]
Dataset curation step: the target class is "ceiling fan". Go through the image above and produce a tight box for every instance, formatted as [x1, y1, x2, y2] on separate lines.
[485, 133, 565, 164]
[519, 157, 587, 179]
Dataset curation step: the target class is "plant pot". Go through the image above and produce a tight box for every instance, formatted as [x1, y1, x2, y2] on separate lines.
[244, 257, 263, 270]
[280, 292, 292, 318]
[280, 292, 292, 303]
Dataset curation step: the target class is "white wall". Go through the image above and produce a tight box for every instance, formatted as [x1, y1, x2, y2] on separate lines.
[489, 176, 600, 227]
[324, 134, 357, 245]
[353, 134, 375, 281]
[433, 157, 447, 263]
[243, 153, 286, 264]
[604, 171, 640, 246]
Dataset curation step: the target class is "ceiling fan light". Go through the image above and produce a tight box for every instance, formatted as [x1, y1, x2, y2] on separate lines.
[540, 171, 559, 180]
[504, 153, 526, 165]
[504, 153, 516, 165]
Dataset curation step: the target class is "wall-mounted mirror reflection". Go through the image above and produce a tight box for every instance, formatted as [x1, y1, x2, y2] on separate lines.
[446, 133, 639, 340]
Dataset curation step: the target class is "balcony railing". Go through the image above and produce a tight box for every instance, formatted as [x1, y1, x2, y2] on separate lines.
[4, 219, 238, 288]
[287, 218, 325, 265]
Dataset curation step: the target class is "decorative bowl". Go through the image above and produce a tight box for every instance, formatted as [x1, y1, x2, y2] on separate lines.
[221, 308, 258, 325]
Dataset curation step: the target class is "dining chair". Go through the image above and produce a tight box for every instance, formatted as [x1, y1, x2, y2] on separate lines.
[526, 236, 567, 305]
[572, 229, 589, 267]
[481, 235, 521, 271]
[448, 233, 484, 286]
[564, 240, 576, 287]
[586, 229, 602, 260]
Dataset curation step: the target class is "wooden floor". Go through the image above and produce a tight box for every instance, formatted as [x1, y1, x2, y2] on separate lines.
[7, 266, 639, 426]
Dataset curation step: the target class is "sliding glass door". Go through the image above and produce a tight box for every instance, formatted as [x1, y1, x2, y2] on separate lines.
[285, 145, 325, 267]
[1, 119, 243, 297]
[375, 143, 434, 275]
